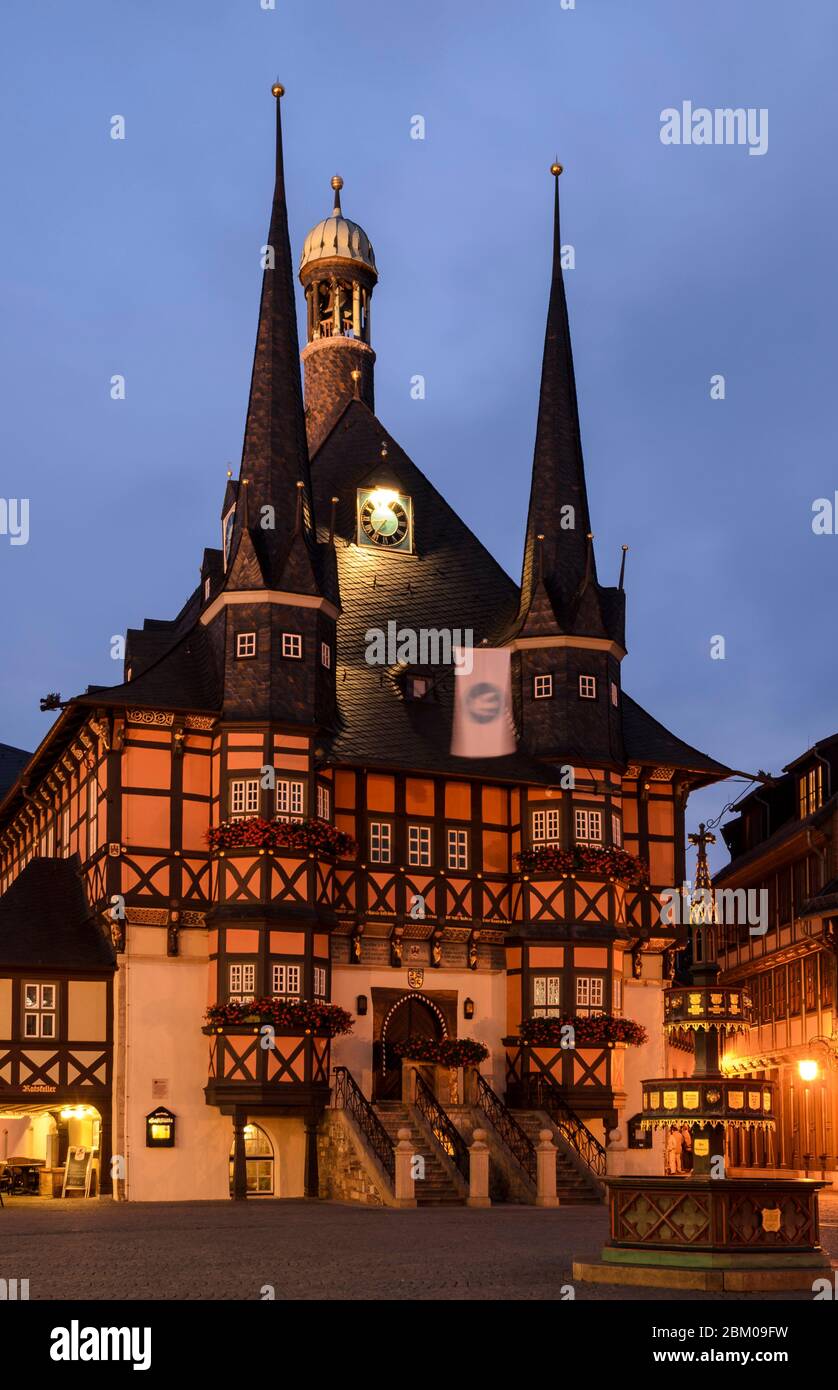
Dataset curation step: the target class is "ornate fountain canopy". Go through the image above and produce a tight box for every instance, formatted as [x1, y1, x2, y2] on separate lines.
[664, 985, 752, 1035]
[641, 1075, 776, 1131]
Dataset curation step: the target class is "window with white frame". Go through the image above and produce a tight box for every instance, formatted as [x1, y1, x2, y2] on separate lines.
[61, 808, 70, 856]
[578, 675, 597, 699]
[532, 975, 562, 1018]
[574, 808, 603, 843]
[532, 807, 561, 845]
[369, 822, 392, 863]
[275, 779, 304, 822]
[575, 974, 605, 1017]
[230, 778, 261, 820]
[87, 779, 98, 858]
[316, 784, 331, 821]
[534, 674, 553, 700]
[236, 632, 257, 659]
[271, 963, 301, 998]
[313, 965, 327, 999]
[229, 962, 256, 1002]
[447, 828, 469, 870]
[612, 975, 623, 1014]
[24, 983, 57, 1038]
[610, 681, 619, 707]
[408, 825, 432, 867]
[320, 642, 331, 669]
[281, 633, 302, 659]
[611, 813, 622, 847]
[204, 577, 211, 601]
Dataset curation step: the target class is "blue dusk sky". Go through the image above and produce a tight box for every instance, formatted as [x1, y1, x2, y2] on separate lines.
[1, 0, 836, 870]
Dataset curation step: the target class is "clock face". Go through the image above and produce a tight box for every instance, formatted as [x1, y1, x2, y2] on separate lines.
[357, 487, 412, 552]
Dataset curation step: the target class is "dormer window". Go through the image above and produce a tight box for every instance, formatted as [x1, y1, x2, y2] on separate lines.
[534, 675, 553, 700]
[236, 632, 257, 659]
[579, 675, 597, 700]
[407, 676, 429, 700]
[222, 508, 236, 570]
[798, 765, 824, 818]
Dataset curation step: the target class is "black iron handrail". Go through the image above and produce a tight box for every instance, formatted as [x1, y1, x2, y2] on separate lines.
[333, 1066, 395, 1182]
[527, 1073, 607, 1178]
[475, 1073, 537, 1184]
[412, 1070, 470, 1184]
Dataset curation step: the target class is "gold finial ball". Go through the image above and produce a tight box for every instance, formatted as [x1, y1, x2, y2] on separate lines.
[271, 82, 285, 98]
[550, 162, 564, 177]
[350, 369, 361, 382]
[331, 174, 344, 191]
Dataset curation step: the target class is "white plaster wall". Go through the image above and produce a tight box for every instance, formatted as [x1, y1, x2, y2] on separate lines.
[122, 930, 230, 1201]
[258, 1115, 306, 1197]
[330, 966, 507, 1096]
[607, 966, 667, 1176]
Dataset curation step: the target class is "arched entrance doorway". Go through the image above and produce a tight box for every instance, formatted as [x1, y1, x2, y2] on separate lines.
[373, 994, 446, 1100]
[228, 1123, 274, 1196]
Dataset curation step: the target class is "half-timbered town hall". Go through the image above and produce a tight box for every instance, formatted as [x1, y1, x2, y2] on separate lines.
[0, 90, 731, 1204]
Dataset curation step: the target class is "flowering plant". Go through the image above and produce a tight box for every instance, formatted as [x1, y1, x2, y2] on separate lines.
[207, 816, 356, 857]
[518, 1014, 647, 1047]
[391, 1037, 489, 1065]
[205, 998, 354, 1035]
[515, 844, 648, 884]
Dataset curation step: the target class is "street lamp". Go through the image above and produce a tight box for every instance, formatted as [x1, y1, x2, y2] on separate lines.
[797, 1059, 819, 1176]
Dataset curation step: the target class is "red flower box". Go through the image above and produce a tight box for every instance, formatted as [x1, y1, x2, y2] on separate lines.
[518, 1014, 647, 1047]
[207, 816, 357, 857]
[515, 845, 648, 885]
[391, 1037, 489, 1066]
[204, 998, 354, 1036]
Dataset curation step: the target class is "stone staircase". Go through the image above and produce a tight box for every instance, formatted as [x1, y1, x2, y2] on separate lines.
[374, 1102, 465, 1206]
[511, 1111, 603, 1204]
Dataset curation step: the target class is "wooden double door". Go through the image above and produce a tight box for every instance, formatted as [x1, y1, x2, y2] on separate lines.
[372, 995, 443, 1101]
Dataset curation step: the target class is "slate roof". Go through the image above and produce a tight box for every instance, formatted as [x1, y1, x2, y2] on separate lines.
[74, 622, 222, 715]
[307, 399, 730, 783]
[0, 856, 115, 970]
[515, 173, 624, 647]
[620, 694, 729, 778]
[0, 743, 30, 800]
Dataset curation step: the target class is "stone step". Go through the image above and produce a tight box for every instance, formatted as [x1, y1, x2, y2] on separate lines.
[373, 1103, 465, 1207]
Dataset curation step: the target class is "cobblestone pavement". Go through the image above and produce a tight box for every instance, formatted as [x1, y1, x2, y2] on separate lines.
[2, 1192, 836, 1301]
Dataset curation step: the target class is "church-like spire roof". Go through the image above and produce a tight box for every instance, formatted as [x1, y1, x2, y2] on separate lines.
[231, 85, 318, 593]
[517, 165, 623, 646]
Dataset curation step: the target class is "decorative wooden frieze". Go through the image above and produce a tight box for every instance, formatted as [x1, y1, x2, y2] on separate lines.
[125, 908, 169, 925]
[127, 709, 175, 727]
[184, 714, 215, 730]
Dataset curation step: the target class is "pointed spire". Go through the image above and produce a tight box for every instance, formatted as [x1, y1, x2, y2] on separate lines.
[233, 84, 318, 592]
[518, 163, 596, 629]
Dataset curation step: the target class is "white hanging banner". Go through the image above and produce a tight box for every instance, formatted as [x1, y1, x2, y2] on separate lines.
[450, 647, 515, 758]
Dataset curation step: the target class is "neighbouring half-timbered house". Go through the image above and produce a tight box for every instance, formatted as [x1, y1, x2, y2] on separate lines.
[716, 737, 838, 1183]
[0, 91, 730, 1204]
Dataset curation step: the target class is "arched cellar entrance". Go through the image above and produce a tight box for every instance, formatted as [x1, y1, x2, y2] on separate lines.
[228, 1123, 275, 1197]
[373, 993, 447, 1101]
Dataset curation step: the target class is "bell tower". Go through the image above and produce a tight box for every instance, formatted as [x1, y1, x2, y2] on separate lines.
[299, 176, 378, 452]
